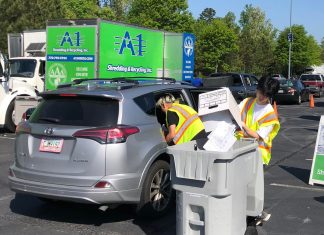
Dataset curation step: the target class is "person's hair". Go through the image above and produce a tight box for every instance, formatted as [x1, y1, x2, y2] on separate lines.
[156, 93, 175, 107]
[257, 76, 280, 98]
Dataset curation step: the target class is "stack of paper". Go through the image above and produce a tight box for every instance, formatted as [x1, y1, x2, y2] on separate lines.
[203, 121, 237, 152]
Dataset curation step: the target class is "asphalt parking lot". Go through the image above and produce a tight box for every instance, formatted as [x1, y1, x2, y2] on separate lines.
[1, 98, 324, 235]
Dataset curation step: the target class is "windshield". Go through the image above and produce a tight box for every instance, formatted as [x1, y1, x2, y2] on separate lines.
[279, 79, 293, 87]
[9, 59, 36, 78]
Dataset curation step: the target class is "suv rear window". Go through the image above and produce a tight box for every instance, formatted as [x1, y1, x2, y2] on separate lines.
[29, 97, 119, 126]
[300, 74, 322, 81]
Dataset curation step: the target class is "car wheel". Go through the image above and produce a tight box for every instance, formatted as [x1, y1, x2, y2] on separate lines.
[5, 101, 16, 133]
[137, 160, 174, 218]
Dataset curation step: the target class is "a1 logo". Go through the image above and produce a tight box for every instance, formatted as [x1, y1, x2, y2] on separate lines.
[60, 32, 81, 47]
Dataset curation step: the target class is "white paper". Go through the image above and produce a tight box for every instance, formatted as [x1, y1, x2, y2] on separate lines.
[203, 121, 236, 152]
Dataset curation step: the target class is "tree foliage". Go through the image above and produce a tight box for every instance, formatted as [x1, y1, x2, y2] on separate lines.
[198, 8, 216, 23]
[127, 0, 194, 33]
[320, 38, 324, 63]
[0, 0, 322, 76]
[194, 19, 238, 75]
[275, 25, 321, 75]
[239, 4, 277, 75]
[0, 0, 114, 52]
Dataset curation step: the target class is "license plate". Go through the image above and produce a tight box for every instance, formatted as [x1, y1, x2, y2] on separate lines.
[39, 138, 64, 153]
[278, 90, 283, 93]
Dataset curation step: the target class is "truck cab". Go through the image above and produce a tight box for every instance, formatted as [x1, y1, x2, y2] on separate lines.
[0, 30, 46, 132]
[9, 57, 45, 93]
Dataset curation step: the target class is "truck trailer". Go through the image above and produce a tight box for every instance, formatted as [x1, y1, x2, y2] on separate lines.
[45, 19, 195, 90]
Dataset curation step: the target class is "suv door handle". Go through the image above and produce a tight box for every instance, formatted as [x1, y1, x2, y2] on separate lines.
[237, 91, 244, 95]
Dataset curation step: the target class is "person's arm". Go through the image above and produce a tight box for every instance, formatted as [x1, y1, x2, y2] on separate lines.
[165, 124, 176, 143]
[242, 122, 274, 141]
[241, 122, 262, 141]
[165, 110, 179, 144]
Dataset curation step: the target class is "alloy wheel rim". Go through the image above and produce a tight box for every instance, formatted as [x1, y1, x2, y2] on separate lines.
[150, 169, 171, 212]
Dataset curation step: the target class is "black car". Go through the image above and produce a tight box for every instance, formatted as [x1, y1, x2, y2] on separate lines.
[274, 79, 310, 104]
[203, 72, 259, 102]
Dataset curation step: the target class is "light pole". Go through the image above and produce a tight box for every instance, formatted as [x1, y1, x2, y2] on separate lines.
[288, 0, 293, 80]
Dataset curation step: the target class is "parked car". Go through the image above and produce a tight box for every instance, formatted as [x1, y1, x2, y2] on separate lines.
[8, 78, 214, 218]
[203, 72, 259, 102]
[299, 74, 324, 97]
[274, 79, 310, 104]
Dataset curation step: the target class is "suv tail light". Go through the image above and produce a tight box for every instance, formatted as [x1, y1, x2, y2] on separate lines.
[288, 88, 296, 94]
[15, 122, 31, 134]
[73, 125, 140, 144]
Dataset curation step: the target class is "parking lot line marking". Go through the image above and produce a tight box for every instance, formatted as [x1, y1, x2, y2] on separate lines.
[305, 159, 313, 161]
[0, 136, 15, 140]
[270, 183, 324, 192]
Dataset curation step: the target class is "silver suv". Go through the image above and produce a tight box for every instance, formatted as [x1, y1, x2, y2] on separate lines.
[9, 78, 206, 217]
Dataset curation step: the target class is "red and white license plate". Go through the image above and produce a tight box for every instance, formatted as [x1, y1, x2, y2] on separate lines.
[39, 138, 64, 153]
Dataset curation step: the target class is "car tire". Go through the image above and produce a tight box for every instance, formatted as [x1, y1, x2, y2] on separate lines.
[136, 160, 174, 218]
[5, 101, 16, 133]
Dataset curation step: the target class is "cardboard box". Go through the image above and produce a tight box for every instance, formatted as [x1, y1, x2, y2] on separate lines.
[198, 88, 242, 133]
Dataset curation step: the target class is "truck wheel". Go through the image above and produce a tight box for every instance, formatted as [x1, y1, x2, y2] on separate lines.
[5, 101, 16, 133]
[136, 160, 174, 218]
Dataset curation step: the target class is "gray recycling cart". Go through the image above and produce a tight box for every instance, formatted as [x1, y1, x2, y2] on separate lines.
[167, 139, 263, 235]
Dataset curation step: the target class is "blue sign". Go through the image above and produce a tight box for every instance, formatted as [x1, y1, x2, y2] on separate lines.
[288, 32, 293, 42]
[182, 33, 195, 81]
[47, 55, 94, 62]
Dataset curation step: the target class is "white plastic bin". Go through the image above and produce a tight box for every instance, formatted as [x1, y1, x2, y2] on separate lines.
[167, 139, 263, 235]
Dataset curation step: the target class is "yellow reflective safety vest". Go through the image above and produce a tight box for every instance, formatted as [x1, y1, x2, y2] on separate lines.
[166, 103, 205, 145]
[237, 98, 280, 165]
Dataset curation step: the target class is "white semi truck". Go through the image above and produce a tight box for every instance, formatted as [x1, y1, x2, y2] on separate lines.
[0, 30, 46, 132]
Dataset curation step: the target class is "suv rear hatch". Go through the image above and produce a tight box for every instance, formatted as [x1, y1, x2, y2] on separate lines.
[14, 95, 119, 187]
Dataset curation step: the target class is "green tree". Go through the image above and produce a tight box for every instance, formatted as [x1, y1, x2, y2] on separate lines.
[239, 4, 277, 75]
[100, 0, 133, 21]
[193, 19, 238, 75]
[275, 25, 321, 75]
[198, 8, 216, 23]
[221, 12, 242, 72]
[127, 0, 194, 33]
[320, 38, 324, 63]
[0, 0, 114, 52]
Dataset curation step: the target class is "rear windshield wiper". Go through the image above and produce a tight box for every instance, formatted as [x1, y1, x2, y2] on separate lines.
[39, 117, 60, 123]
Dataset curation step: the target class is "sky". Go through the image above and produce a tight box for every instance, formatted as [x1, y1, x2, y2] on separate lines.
[187, 0, 324, 43]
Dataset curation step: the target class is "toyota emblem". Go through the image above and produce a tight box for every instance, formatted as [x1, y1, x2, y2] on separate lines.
[44, 127, 54, 135]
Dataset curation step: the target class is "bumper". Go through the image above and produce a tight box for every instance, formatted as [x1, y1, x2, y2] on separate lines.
[275, 94, 297, 103]
[8, 175, 141, 204]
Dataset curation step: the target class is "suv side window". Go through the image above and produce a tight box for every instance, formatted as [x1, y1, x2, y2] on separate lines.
[133, 90, 188, 117]
[249, 75, 258, 85]
[133, 92, 156, 116]
[233, 74, 243, 86]
[243, 75, 251, 86]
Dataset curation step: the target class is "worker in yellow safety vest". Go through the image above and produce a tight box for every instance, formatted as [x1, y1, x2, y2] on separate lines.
[237, 76, 280, 165]
[156, 94, 206, 145]
[236, 75, 280, 225]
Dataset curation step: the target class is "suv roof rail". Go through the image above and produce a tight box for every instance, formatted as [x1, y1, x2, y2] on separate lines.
[56, 77, 188, 89]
